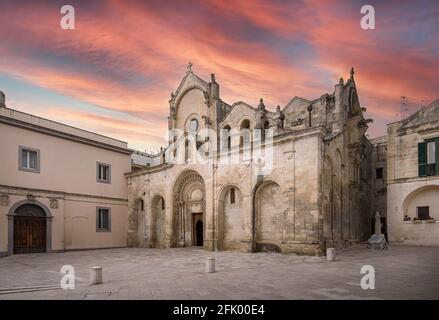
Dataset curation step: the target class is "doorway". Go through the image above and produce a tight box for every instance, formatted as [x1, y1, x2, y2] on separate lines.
[193, 213, 203, 246]
[13, 204, 47, 254]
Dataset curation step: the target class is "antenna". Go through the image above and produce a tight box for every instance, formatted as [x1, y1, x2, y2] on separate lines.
[400, 96, 426, 120]
[400, 96, 408, 120]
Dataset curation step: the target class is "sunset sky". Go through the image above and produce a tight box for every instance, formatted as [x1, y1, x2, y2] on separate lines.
[0, 0, 438, 152]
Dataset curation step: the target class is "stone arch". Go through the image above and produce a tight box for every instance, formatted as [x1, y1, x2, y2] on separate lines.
[217, 184, 244, 250]
[175, 85, 207, 112]
[252, 179, 283, 252]
[151, 195, 166, 248]
[402, 185, 439, 220]
[172, 169, 206, 247]
[7, 199, 53, 255]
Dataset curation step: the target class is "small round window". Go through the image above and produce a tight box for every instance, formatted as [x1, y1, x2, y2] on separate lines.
[189, 118, 198, 133]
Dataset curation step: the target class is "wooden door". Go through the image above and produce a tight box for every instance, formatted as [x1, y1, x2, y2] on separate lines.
[14, 216, 46, 254]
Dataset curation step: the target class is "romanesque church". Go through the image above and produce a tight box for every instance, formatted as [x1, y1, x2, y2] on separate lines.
[126, 65, 372, 255]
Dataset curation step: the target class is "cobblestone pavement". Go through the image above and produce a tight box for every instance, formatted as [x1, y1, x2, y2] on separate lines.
[0, 244, 438, 299]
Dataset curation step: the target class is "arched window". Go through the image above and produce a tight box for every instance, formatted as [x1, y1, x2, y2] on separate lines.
[240, 119, 250, 148]
[230, 187, 235, 204]
[223, 125, 231, 151]
[161, 198, 165, 210]
[189, 118, 198, 134]
[262, 120, 269, 142]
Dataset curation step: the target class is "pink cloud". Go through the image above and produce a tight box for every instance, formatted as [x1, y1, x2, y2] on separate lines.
[0, 0, 437, 146]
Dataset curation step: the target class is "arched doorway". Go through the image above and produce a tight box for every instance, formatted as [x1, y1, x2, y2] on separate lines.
[12, 204, 47, 254]
[252, 180, 282, 252]
[151, 195, 166, 248]
[172, 170, 206, 248]
[218, 185, 244, 250]
[128, 198, 143, 247]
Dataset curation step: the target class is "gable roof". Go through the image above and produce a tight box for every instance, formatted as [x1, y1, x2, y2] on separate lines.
[282, 96, 312, 113]
[170, 70, 208, 105]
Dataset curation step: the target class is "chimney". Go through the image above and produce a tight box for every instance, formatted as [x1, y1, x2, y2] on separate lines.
[0, 91, 5, 108]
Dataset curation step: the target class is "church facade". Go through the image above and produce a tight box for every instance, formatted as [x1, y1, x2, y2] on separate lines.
[126, 66, 373, 255]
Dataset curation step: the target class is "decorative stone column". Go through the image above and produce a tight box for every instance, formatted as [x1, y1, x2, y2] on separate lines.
[178, 200, 185, 247]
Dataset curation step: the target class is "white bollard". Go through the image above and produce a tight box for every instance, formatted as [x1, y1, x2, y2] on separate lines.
[205, 257, 215, 273]
[90, 266, 103, 285]
[326, 248, 336, 261]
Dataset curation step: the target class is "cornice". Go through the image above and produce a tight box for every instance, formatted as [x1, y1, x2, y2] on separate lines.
[0, 115, 133, 155]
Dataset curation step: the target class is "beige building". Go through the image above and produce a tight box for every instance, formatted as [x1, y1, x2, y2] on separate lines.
[0, 92, 132, 257]
[126, 66, 373, 255]
[377, 99, 439, 245]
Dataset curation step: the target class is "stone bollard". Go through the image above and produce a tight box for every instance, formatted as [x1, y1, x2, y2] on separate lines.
[90, 266, 103, 285]
[326, 248, 336, 261]
[205, 257, 215, 273]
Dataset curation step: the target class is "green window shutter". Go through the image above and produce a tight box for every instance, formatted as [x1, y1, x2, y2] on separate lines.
[418, 142, 427, 177]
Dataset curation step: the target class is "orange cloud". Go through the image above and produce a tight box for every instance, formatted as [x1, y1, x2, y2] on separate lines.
[0, 0, 437, 147]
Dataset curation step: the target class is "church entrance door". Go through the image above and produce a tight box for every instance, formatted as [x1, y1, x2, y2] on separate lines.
[193, 213, 203, 246]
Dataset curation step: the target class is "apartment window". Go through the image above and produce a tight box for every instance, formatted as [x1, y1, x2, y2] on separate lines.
[18, 146, 40, 173]
[97, 162, 111, 183]
[96, 208, 111, 232]
[417, 206, 430, 220]
[376, 167, 383, 179]
[419, 138, 439, 177]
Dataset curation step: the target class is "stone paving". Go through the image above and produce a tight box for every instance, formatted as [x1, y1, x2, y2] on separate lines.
[0, 244, 438, 299]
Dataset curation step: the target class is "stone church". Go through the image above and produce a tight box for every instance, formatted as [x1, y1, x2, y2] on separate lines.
[126, 65, 373, 255]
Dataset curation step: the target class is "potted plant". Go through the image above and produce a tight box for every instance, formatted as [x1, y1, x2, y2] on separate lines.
[404, 215, 411, 222]
[413, 217, 422, 223]
[426, 217, 436, 223]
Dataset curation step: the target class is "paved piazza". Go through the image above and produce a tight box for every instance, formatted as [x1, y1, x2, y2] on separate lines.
[0, 245, 438, 300]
